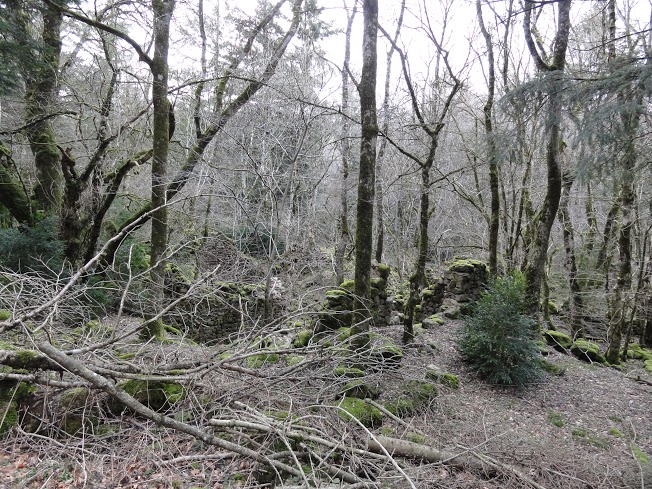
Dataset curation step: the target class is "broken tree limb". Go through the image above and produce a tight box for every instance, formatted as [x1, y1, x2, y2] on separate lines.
[0, 349, 65, 371]
[367, 435, 488, 472]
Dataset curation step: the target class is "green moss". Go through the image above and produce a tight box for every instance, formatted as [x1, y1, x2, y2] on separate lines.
[371, 340, 403, 368]
[339, 380, 381, 400]
[547, 301, 559, 315]
[0, 341, 16, 351]
[380, 426, 394, 436]
[339, 280, 355, 290]
[406, 432, 426, 444]
[112, 380, 185, 413]
[325, 289, 349, 298]
[447, 259, 488, 273]
[405, 380, 438, 405]
[287, 355, 304, 366]
[609, 428, 624, 438]
[547, 411, 565, 428]
[336, 327, 352, 341]
[571, 339, 607, 364]
[11, 350, 41, 369]
[59, 387, 90, 410]
[627, 344, 652, 362]
[370, 277, 386, 289]
[246, 353, 280, 369]
[572, 429, 610, 449]
[572, 427, 587, 437]
[333, 366, 365, 378]
[292, 329, 313, 348]
[117, 352, 136, 360]
[384, 399, 415, 418]
[0, 310, 11, 321]
[539, 360, 566, 376]
[644, 359, 652, 374]
[632, 445, 650, 465]
[376, 264, 391, 279]
[334, 398, 382, 428]
[543, 330, 572, 351]
[0, 401, 18, 434]
[425, 367, 460, 389]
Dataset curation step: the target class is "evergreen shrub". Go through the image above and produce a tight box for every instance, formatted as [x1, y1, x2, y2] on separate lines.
[0, 217, 64, 273]
[458, 272, 543, 387]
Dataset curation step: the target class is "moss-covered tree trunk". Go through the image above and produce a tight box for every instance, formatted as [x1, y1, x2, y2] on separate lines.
[477, 0, 500, 277]
[144, 0, 175, 340]
[351, 0, 378, 350]
[25, 4, 63, 215]
[521, 0, 571, 317]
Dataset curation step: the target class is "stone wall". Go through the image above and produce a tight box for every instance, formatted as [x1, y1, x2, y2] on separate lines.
[165, 282, 285, 343]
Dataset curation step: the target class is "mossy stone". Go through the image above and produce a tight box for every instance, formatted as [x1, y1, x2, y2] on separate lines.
[405, 380, 438, 405]
[384, 399, 415, 418]
[246, 353, 280, 369]
[376, 264, 391, 279]
[543, 330, 572, 351]
[425, 366, 459, 389]
[335, 398, 382, 428]
[0, 310, 11, 321]
[111, 380, 184, 413]
[547, 301, 559, 315]
[333, 366, 365, 378]
[571, 339, 607, 364]
[339, 380, 381, 400]
[339, 280, 355, 291]
[540, 360, 566, 376]
[292, 329, 313, 348]
[370, 342, 403, 369]
[447, 259, 488, 273]
[627, 344, 652, 362]
[59, 387, 90, 410]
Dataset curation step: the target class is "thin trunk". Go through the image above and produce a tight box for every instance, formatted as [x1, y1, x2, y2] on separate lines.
[351, 0, 378, 349]
[557, 158, 583, 337]
[583, 181, 599, 254]
[145, 0, 175, 340]
[522, 0, 572, 316]
[335, 1, 356, 286]
[476, 0, 500, 276]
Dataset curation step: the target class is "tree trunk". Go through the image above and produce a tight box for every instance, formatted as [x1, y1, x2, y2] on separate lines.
[557, 160, 583, 337]
[145, 0, 175, 340]
[522, 0, 572, 316]
[476, 0, 500, 276]
[351, 0, 378, 349]
[335, 3, 356, 287]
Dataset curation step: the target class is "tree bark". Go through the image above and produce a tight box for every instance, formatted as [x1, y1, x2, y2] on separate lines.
[351, 0, 378, 349]
[145, 0, 175, 340]
[522, 0, 572, 316]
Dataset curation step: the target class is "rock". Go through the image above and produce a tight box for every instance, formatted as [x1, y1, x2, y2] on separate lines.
[441, 298, 461, 319]
[425, 366, 459, 389]
[334, 398, 382, 427]
[570, 339, 607, 364]
[339, 380, 381, 400]
[422, 314, 445, 329]
[544, 330, 573, 351]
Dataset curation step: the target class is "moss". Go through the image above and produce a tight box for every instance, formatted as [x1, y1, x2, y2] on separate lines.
[405, 380, 438, 405]
[339, 380, 381, 400]
[380, 426, 394, 436]
[371, 340, 403, 369]
[0, 341, 16, 351]
[547, 411, 565, 428]
[571, 339, 607, 364]
[384, 399, 415, 418]
[609, 428, 624, 438]
[287, 355, 304, 366]
[325, 289, 349, 298]
[626, 344, 652, 362]
[11, 350, 41, 369]
[376, 264, 391, 279]
[111, 380, 184, 413]
[59, 387, 90, 410]
[547, 300, 559, 315]
[246, 353, 280, 369]
[333, 366, 365, 378]
[447, 259, 488, 273]
[572, 429, 610, 449]
[339, 279, 355, 290]
[406, 432, 426, 444]
[540, 360, 566, 376]
[334, 398, 382, 428]
[370, 277, 386, 289]
[644, 359, 652, 374]
[336, 327, 352, 341]
[543, 330, 572, 351]
[0, 401, 18, 435]
[632, 445, 650, 465]
[0, 310, 11, 321]
[117, 352, 136, 360]
[292, 329, 313, 348]
[425, 367, 460, 389]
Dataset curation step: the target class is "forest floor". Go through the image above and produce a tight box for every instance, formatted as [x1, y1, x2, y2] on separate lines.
[1, 315, 651, 489]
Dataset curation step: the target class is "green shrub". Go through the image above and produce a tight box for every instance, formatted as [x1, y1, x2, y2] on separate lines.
[457, 272, 543, 387]
[0, 217, 64, 273]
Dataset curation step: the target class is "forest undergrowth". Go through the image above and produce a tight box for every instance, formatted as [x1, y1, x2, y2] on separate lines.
[1, 311, 651, 489]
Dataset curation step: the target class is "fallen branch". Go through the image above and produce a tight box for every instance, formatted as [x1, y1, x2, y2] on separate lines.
[367, 435, 487, 472]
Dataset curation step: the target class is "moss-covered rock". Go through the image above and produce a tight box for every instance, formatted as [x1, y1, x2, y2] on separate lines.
[339, 280, 355, 291]
[447, 258, 488, 274]
[110, 380, 185, 413]
[540, 360, 566, 376]
[370, 341, 403, 369]
[405, 380, 438, 404]
[376, 264, 391, 279]
[425, 366, 460, 389]
[626, 344, 652, 362]
[291, 329, 313, 348]
[422, 314, 445, 329]
[334, 398, 382, 428]
[339, 380, 381, 400]
[333, 366, 365, 378]
[383, 399, 415, 418]
[571, 339, 607, 364]
[246, 353, 280, 369]
[543, 330, 572, 351]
